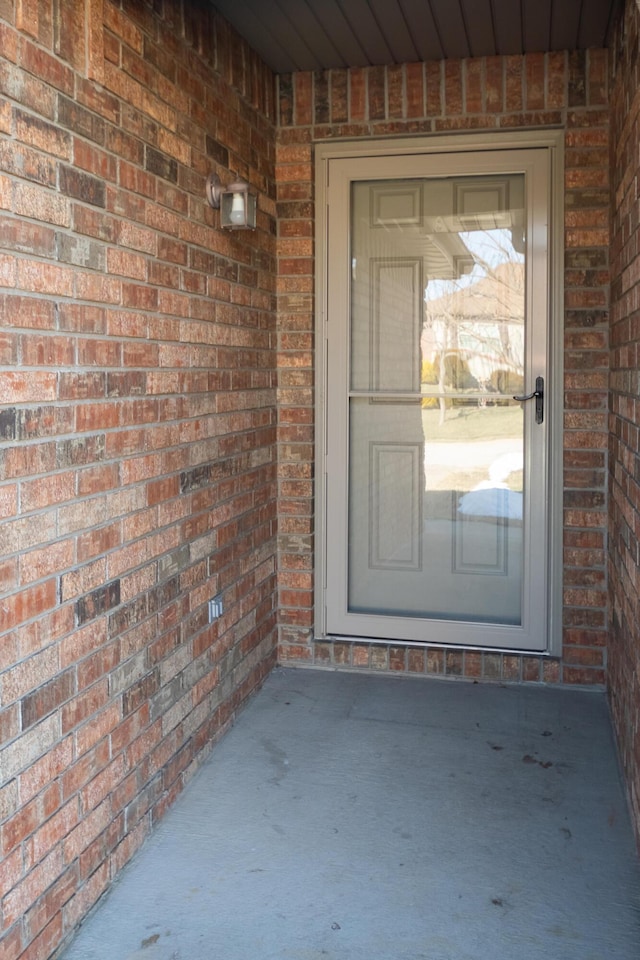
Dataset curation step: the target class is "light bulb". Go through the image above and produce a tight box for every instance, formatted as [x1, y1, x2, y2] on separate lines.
[229, 192, 245, 225]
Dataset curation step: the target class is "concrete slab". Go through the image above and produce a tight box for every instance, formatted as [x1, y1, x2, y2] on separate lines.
[57, 668, 640, 960]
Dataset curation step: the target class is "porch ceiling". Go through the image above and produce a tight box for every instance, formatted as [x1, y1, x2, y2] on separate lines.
[211, 0, 622, 74]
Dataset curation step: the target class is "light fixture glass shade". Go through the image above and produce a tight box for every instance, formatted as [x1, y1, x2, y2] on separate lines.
[229, 192, 245, 224]
[219, 179, 257, 229]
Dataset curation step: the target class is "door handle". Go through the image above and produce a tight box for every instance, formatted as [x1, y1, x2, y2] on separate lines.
[513, 376, 544, 424]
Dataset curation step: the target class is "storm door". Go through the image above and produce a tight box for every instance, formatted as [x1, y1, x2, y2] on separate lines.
[322, 147, 553, 650]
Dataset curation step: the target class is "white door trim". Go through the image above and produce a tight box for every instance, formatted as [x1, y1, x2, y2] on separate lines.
[314, 131, 564, 656]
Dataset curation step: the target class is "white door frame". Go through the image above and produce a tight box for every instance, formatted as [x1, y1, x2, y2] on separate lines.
[314, 131, 564, 656]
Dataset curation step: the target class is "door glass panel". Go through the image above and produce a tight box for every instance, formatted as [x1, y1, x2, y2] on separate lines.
[348, 175, 526, 625]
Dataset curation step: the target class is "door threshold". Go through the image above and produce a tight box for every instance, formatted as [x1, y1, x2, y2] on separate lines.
[322, 635, 552, 657]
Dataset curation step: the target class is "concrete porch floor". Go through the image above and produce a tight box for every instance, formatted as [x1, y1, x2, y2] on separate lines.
[58, 668, 640, 960]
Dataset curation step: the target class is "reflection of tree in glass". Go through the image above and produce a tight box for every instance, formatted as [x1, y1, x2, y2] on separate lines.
[422, 228, 525, 420]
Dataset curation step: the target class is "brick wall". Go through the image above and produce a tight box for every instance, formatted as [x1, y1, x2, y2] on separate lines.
[609, 0, 640, 843]
[276, 52, 610, 685]
[0, 2, 277, 958]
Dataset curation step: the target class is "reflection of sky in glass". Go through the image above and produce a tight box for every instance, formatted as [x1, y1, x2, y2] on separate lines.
[424, 228, 524, 301]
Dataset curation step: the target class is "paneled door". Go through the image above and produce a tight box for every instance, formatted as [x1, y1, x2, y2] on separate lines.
[323, 147, 553, 650]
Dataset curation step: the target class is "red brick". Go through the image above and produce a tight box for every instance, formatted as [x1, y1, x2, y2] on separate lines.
[0, 484, 18, 520]
[25, 801, 79, 869]
[19, 913, 63, 960]
[61, 681, 110, 735]
[19, 37, 74, 92]
[444, 60, 462, 114]
[14, 109, 71, 159]
[74, 272, 121, 303]
[0, 215, 56, 257]
[23, 870, 77, 943]
[0, 23, 19, 62]
[21, 473, 76, 511]
[484, 56, 503, 111]
[62, 862, 110, 936]
[14, 733, 69, 805]
[17, 259, 74, 295]
[346, 66, 364, 122]
[2, 795, 40, 853]
[53, 0, 86, 69]
[525, 52, 545, 110]
[75, 402, 121, 432]
[402, 61, 422, 118]
[0, 580, 58, 634]
[0, 253, 17, 286]
[547, 52, 566, 108]
[464, 59, 483, 113]
[73, 203, 120, 242]
[104, 0, 142, 49]
[0, 173, 11, 207]
[0, 924, 23, 960]
[19, 333, 74, 366]
[21, 671, 75, 730]
[3, 848, 64, 928]
[425, 61, 442, 116]
[73, 140, 117, 183]
[59, 743, 106, 803]
[75, 703, 122, 757]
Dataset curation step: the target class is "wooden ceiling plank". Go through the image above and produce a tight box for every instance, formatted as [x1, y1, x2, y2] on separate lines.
[429, 0, 471, 59]
[265, 0, 329, 69]
[333, 0, 394, 64]
[490, 0, 523, 56]
[603, 0, 624, 45]
[215, 0, 321, 71]
[302, 0, 370, 67]
[276, 0, 353, 69]
[577, 0, 616, 48]
[522, 0, 552, 53]
[550, 0, 582, 50]
[367, 0, 420, 63]
[398, 0, 446, 61]
[461, 0, 497, 58]
[213, 0, 300, 72]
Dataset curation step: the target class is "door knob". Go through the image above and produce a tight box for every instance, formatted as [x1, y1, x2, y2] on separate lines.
[513, 376, 544, 424]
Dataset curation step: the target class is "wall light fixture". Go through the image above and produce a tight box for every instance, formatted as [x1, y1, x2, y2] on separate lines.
[206, 173, 257, 229]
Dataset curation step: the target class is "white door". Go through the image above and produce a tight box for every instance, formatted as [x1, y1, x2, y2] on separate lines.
[322, 146, 553, 651]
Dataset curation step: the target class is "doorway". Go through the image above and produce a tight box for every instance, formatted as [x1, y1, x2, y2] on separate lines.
[316, 135, 563, 652]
